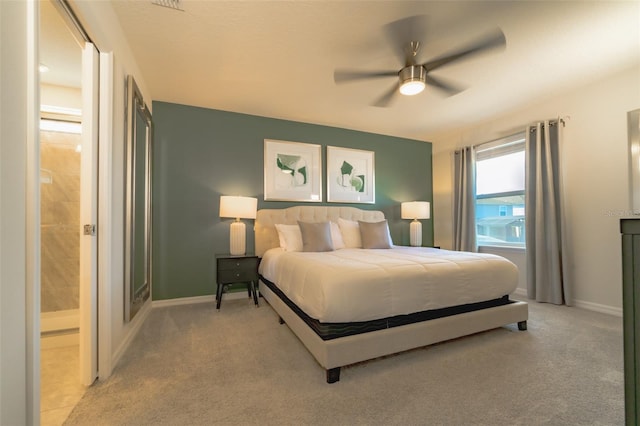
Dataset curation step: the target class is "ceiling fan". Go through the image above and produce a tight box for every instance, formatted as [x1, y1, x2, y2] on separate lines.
[333, 15, 506, 107]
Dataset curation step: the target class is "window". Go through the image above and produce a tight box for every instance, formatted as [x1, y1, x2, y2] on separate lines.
[475, 133, 526, 247]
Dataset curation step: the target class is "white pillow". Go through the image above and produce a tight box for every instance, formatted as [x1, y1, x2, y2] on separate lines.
[274, 224, 303, 252]
[337, 218, 362, 248]
[330, 221, 345, 250]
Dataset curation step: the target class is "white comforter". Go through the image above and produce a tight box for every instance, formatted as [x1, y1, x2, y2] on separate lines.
[259, 247, 518, 323]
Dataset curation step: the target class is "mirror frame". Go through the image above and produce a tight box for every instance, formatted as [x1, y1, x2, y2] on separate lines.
[124, 75, 152, 321]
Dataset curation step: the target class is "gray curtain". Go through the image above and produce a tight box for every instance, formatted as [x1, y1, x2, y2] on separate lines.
[525, 121, 572, 305]
[453, 146, 477, 252]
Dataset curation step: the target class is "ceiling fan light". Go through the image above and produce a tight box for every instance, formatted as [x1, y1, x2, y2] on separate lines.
[400, 80, 425, 96]
[398, 65, 427, 96]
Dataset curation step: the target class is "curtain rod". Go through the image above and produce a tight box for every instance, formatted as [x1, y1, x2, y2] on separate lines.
[463, 131, 525, 152]
[529, 116, 571, 133]
[529, 117, 570, 131]
[455, 116, 570, 152]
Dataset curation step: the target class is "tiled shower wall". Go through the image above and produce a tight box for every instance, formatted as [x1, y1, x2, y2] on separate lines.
[40, 129, 81, 313]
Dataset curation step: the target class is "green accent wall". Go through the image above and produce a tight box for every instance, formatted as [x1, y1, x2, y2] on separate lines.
[152, 101, 433, 300]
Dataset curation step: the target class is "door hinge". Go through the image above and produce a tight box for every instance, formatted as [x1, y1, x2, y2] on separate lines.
[83, 224, 97, 236]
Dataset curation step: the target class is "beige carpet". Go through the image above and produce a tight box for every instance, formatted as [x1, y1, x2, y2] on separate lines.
[65, 297, 624, 425]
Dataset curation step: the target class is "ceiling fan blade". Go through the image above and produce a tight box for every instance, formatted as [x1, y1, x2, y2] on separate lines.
[422, 28, 506, 72]
[371, 83, 399, 108]
[333, 69, 398, 84]
[425, 75, 464, 96]
[383, 14, 429, 66]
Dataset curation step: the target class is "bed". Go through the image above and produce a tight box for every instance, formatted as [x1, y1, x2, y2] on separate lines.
[256, 206, 528, 383]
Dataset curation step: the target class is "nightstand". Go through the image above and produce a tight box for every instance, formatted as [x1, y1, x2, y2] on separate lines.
[215, 254, 260, 309]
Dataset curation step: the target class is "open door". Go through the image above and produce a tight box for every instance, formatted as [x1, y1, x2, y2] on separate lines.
[79, 41, 99, 386]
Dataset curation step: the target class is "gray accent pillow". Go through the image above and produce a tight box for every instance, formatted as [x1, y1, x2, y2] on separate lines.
[359, 220, 392, 249]
[298, 221, 335, 252]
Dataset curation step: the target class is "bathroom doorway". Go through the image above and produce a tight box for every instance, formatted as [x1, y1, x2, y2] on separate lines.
[39, 0, 99, 423]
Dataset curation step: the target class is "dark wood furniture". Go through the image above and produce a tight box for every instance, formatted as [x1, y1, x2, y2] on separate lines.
[621, 218, 640, 426]
[216, 254, 259, 310]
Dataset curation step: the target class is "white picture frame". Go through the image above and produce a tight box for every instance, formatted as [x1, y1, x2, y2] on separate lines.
[264, 139, 322, 202]
[327, 146, 375, 204]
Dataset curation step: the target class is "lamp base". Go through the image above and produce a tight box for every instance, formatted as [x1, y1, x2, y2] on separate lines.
[229, 221, 246, 255]
[409, 220, 422, 247]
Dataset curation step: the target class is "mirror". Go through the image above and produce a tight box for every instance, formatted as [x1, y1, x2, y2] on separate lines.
[629, 108, 640, 214]
[125, 75, 152, 321]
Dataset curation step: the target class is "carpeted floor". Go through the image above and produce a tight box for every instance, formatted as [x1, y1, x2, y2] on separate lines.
[65, 297, 624, 425]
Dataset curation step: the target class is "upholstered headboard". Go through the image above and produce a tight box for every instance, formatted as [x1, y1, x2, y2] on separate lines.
[254, 206, 385, 257]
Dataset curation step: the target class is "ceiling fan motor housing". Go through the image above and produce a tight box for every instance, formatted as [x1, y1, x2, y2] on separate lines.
[399, 65, 427, 95]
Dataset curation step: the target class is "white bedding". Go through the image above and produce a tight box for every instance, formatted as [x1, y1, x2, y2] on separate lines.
[259, 246, 518, 323]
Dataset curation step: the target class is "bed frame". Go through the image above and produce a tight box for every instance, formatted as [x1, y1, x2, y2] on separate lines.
[255, 206, 528, 383]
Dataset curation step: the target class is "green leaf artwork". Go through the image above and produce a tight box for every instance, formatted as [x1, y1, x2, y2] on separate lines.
[297, 166, 307, 184]
[351, 175, 365, 192]
[277, 154, 299, 174]
[340, 161, 353, 176]
[336, 160, 365, 192]
[276, 153, 307, 187]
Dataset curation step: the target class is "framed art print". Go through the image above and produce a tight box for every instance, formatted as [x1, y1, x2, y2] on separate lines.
[327, 146, 375, 203]
[264, 139, 322, 202]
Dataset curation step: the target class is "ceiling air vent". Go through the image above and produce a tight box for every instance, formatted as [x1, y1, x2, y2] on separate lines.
[151, 0, 184, 11]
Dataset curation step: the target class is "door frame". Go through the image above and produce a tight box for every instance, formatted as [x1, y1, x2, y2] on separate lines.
[97, 51, 114, 379]
[51, 0, 115, 384]
[26, 1, 42, 424]
[79, 41, 99, 386]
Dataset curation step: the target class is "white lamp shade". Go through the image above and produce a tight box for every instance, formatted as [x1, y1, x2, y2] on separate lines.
[219, 196, 257, 220]
[220, 195, 257, 256]
[401, 201, 430, 220]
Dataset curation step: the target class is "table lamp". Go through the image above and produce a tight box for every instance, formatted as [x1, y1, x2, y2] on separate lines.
[401, 201, 430, 247]
[219, 195, 258, 255]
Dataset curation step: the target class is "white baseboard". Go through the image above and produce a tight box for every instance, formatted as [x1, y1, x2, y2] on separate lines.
[151, 292, 246, 308]
[512, 287, 527, 297]
[110, 300, 152, 374]
[41, 309, 79, 333]
[573, 299, 622, 317]
[152, 295, 214, 308]
[511, 287, 621, 317]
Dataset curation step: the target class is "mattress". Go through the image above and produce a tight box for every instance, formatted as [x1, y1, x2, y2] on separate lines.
[258, 246, 518, 323]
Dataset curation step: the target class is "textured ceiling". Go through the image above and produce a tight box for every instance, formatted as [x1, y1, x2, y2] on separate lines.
[59, 1, 640, 142]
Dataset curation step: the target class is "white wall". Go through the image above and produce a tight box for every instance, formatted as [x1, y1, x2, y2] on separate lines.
[41, 83, 81, 110]
[1, 3, 27, 423]
[1, 1, 39, 423]
[432, 64, 640, 313]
